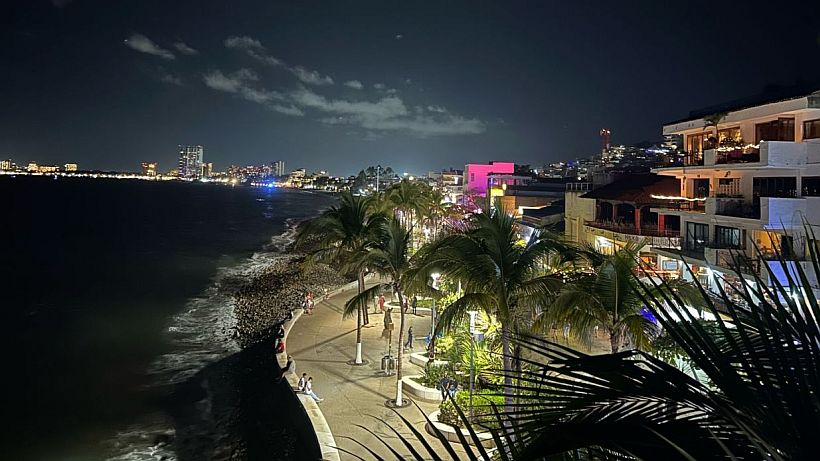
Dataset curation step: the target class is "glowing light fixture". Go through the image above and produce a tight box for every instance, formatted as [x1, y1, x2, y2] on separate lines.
[650, 194, 707, 201]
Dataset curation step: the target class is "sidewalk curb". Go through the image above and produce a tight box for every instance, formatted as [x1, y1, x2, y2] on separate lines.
[279, 278, 363, 461]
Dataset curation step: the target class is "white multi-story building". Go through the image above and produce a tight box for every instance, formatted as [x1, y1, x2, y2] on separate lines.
[651, 89, 820, 298]
[178, 145, 204, 180]
[272, 160, 285, 177]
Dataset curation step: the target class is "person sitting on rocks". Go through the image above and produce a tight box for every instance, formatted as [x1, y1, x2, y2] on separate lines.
[282, 355, 295, 375]
[297, 373, 308, 392]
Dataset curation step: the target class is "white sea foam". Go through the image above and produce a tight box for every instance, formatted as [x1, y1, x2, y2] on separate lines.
[106, 221, 302, 461]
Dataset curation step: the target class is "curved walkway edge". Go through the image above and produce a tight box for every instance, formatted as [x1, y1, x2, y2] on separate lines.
[280, 280, 362, 461]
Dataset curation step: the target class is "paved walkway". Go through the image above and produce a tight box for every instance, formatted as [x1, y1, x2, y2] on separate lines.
[286, 281, 441, 460]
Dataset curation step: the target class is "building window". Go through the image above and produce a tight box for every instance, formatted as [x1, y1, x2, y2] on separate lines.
[692, 178, 710, 198]
[803, 177, 820, 196]
[755, 118, 795, 143]
[715, 225, 744, 249]
[804, 119, 820, 140]
[718, 127, 741, 144]
[470, 173, 475, 182]
[686, 132, 707, 153]
[685, 222, 708, 251]
[753, 177, 797, 199]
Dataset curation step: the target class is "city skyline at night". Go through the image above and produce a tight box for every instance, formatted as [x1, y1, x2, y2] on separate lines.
[2, 0, 819, 175]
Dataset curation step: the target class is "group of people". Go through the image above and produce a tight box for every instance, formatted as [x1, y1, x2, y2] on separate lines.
[376, 293, 418, 316]
[296, 373, 324, 402]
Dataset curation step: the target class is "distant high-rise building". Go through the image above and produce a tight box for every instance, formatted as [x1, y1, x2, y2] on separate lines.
[600, 128, 612, 158]
[202, 162, 213, 178]
[64, 163, 78, 172]
[141, 162, 158, 177]
[178, 145, 204, 180]
[0, 159, 12, 171]
[273, 160, 285, 177]
[26, 162, 38, 172]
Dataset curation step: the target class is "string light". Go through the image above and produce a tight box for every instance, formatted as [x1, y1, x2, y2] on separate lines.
[650, 194, 707, 201]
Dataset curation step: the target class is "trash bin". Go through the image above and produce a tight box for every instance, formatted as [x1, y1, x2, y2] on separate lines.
[381, 355, 396, 375]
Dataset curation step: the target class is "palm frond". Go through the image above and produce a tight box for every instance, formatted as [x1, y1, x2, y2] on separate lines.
[343, 283, 388, 319]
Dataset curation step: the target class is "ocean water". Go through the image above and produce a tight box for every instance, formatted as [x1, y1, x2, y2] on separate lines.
[0, 177, 336, 460]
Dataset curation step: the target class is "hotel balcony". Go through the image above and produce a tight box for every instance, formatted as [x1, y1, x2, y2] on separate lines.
[705, 196, 818, 228]
[704, 246, 760, 277]
[584, 220, 681, 249]
[650, 198, 706, 216]
[710, 197, 761, 219]
[673, 140, 820, 169]
[585, 219, 680, 238]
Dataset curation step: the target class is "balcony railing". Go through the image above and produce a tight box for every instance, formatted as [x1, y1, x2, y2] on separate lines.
[714, 145, 760, 164]
[714, 198, 761, 219]
[684, 152, 704, 166]
[566, 182, 592, 192]
[585, 220, 680, 237]
[654, 199, 706, 213]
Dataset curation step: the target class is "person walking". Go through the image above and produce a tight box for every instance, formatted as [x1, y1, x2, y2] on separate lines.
[404, 326, 414, 352]
[304, 377, 323, 402]
[297, 373, 307, 392]
[378, 294, 385, 312]
[411, 296, 417, 315]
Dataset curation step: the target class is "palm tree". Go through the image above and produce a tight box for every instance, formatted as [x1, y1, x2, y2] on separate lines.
[295, 192, 385, 364]
[412, 202, 569, 409]
[704, 112, 728, 148]
[536, 242, 697, 353]
[421, 189, 450, 242]
[345, 218, 416, 405]
[348, 238, 820, 460]
[386, 179, 430, 233]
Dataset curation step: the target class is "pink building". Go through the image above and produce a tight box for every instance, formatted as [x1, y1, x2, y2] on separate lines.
[464, 161, 515, 196]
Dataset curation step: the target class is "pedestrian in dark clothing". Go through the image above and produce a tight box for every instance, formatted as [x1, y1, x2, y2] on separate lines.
[404, 326, 414, 351]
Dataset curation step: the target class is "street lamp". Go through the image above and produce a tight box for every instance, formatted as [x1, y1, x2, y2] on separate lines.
[430, 272, 441, 359]
[467, 310, 478, 420]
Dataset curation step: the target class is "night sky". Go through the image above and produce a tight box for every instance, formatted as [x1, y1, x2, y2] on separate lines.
[2, 0, 820, 175]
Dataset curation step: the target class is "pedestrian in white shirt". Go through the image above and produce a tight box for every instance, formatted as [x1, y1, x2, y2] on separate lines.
[305, 377, 323, 402]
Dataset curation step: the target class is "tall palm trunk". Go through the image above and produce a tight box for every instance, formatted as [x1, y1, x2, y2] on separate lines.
[395, 284, 407, 405]
[354, 271, 364, 364]
[359, 270, 369, 325]
[609, 327, 620, 353]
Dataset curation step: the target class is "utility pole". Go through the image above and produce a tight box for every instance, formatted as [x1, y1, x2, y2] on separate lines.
[376, 164, 381, 195]
[468, 310, 477, 420]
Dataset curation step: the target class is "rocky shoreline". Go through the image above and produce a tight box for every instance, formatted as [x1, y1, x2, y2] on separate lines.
[230, 254, 347, 348]
[162, 224, 350, 460]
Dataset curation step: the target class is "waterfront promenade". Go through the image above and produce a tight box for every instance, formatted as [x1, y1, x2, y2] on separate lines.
[285, 281, 440, 460]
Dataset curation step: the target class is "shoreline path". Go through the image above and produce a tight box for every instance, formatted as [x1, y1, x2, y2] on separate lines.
[281, 279, 439, 460]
